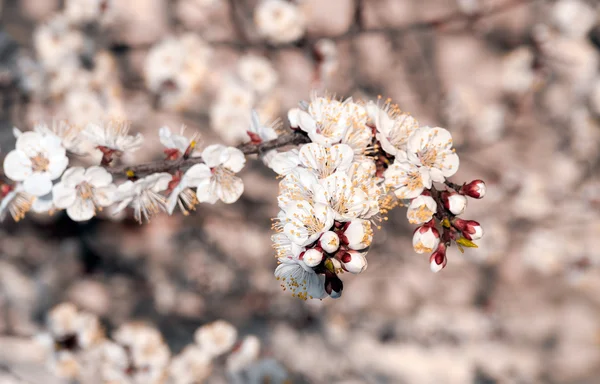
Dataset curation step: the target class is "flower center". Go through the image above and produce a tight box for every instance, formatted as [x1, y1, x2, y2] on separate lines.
[419, 147, 439, 168]
[31, 154, 50, 172]
[408, 205, 434, 224]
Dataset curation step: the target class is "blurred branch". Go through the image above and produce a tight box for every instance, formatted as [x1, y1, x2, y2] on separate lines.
[106, 130, 310, 178]
[210, 0, 534, 49]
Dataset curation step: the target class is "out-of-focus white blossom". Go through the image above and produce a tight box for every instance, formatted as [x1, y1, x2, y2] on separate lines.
[33, 15, 84, 70]
[144, 33, 212, 110]
[52, 166, 116, 221]
[254, 0, 306, 45]
[226, 336, 261, 374]
[65, 0, 114, 25]
[502, 47, 536, 95]
[194, 320, 238, 358]
[113, 173, 172, 223]
[238, 55, 278, 94]
[193, 145, 246, 204]
[3, 131, 68, 196]
[551, 0, 596, 39]
[168, 345, 213, 384]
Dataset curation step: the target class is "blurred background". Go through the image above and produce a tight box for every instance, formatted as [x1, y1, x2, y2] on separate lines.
[1, 0, 600, 382]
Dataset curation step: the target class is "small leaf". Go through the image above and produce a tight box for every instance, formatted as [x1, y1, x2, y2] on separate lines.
[456, 237, 478, 249]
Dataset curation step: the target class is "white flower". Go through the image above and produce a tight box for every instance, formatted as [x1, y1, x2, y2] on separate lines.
[270, 149, 300, 176]
[3, 131, 68, 196]
[319, 231, 340, 254]
[298, 143, 354, 178]
[275, 258, 327, 300]
[406, 126, 459, 183]
[193, 145, 246, 204]
[31, 121, 86, 155]
[0, 184, 34, 222]
[65, 0, 114, 25]
[407, 195, 437, 225]
[52, 167, 116, 221]
[38, 303, 104, 353]
[272, 232, 305, 260]
[33, 15, 84, 70]
[168, 346, 213, 384]
[282, 200, 334, 246]
[159, 125, 199, 158]
[314, 172, 370, 222]
[289, 97, 361, 146]
[552, 0, 596, 39]
[166, 165, 210, 215]
[277, 168, 319, 209]
[247, 110, 279, 166]
[412, 225, 441, 254]
[113, 173, 172, 223]
[384, 157, 432, 199]
[226, 336, 261, 374]
[368, 100, 419, 156]
[254, 0, 306, 45]
[194, 320, 237, 358]
[341, 250, 368, 274]
[342, 219, 373, 250]
[238, 55, 278, 94]
[302, 248, 324, 267]
[83, 120, 144, 153]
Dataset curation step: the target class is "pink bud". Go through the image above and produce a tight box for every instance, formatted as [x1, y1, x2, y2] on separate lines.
[412, 226, 440, 254]
[453, 219, 483, 240]
[461, 179, 486, 199]
[441, 191, 468, 215]
[429, 243, 447, 273]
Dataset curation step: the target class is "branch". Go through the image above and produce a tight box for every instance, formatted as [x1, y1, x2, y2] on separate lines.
[105, 130, 310, 178]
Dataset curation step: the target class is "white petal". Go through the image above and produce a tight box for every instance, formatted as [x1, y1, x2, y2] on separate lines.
[196, 178, 219, 204]
[3, 150, 32, 181]
[12, 127, 22, 138]
[202, 144, 227, 168]
[15, 131, 44, 156]
[61, 167, 86, 187]
[221, 147, 245, 173]
[23, 173, 53, 196]
[184, 164, 212, 186]
[86, 166, 113, 187]
[216, 176, 244, 204]
[95, 184, 117, 207]
[297, 111, 318, 134]
[441, 152, 460, 178]
[52, 182, 77, 209]
[270, 150, 300, 176]
[287, 108, 301, 128]
[47, 155, 69, 180]
[329, 144, 354, 173]
[66, 198, 96, 221]
[158, 126, 174, 148]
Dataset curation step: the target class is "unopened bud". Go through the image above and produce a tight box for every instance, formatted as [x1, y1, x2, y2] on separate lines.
[429, 243, 447, 273]
[412, 226, 441, 254]
[453, 219, 484, 240]
[343, 220, 373, 250]
[461, 179, 486, 199]
[320, 231, 340, 253]
[340, 250, 368, 274]
[441, 191, 467, 215]
[302, 249, 324, 268]
[325, 272, 343, 299]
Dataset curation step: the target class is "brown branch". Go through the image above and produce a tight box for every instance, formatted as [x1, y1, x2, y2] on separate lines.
[209, 0, 534, 50]
[105, 131, 310, 178]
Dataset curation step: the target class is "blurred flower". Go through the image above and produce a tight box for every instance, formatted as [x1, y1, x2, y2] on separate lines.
[238, 55, 278, 94]
[33, 15, 84, 70]
[3, 131, 68, 196]
[193, 144, 246, 204]
[551, 0, 596, 39]
[168, 345, 213, 384]
[502, 47, 535, 95]
[52, 166, 116, 221]
[226, 335, 261, 374]
[0, 183, 34, 221]
[254, 0, 306, 45]
[194, 320, 238, 358]
[113, 173, 172, 223]
[64, 0, 114, 25]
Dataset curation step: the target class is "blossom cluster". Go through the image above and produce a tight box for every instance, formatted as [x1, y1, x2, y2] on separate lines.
[269, 95, 486, 299]
[0, 121, 245, 223]
[36, 303, 289, 383]
[0, 92, 485, 300]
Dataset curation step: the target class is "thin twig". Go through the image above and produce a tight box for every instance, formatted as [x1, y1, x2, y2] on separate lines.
[105, 131, 310, 178]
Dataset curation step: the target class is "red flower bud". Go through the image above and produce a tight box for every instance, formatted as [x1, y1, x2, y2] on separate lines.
[441, 191, 468, 215]
[461, 179, 486, 199]
[452, 219, 483, 240]
[429, 243, 447, 273]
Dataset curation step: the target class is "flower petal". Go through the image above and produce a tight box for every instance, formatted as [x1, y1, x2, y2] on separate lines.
[196, 178, 219, 204]
[202, 144, 227, 168]
[52, 182, 77, 209]
[85, 166, 113, 187]
[216, 175, 244, 204]
[23, 173, 53, 196]
[221, 147, 245, 173]
[3, 150, 32, 181]
[15, 131, 44, 156]
[66, 198, 96, 221]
